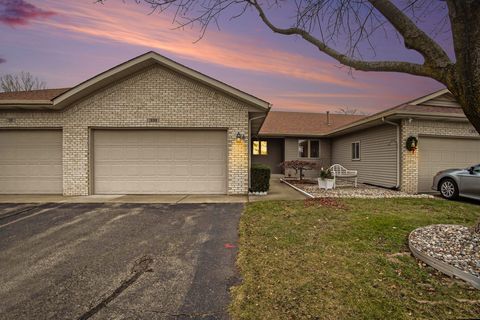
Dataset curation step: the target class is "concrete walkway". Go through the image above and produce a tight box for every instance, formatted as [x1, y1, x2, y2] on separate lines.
[0, 194, 248, 204]
[249, 178, 307, 202]
[0, 178, 305, 204]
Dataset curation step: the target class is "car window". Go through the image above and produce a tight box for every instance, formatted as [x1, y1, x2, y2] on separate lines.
[474, 165, 480, 173]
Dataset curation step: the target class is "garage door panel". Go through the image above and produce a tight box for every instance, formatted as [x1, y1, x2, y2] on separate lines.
[418, 136, 480, 192]
[0, 130, 62, 194]
[191, 147, 209, 160]
[154, 164, 173, 175]
[209, 147, 226, 160]
[94, 130, 227, 194]
[209, 165, 225, 176]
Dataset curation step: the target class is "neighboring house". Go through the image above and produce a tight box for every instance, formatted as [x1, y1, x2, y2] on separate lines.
[0, 52, 270, 195]
[253, 89, 480, 194]
[252, 111, 365, 175]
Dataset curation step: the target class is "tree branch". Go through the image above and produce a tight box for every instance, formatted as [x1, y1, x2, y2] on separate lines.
[367, 0, 451, 67]
[250, 0, 435, 78]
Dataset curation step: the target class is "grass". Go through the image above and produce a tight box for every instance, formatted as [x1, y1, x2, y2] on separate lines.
[230, 198, 480, 320]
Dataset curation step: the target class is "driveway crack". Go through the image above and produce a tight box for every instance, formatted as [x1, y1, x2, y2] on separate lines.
[77, 255, 154, 320]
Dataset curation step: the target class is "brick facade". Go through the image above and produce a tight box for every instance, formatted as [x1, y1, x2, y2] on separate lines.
[400, 118, 478, 193]
[0, 65, 250, 195]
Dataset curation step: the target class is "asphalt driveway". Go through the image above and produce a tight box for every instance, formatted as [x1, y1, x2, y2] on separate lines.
[0, 202, 243, 320]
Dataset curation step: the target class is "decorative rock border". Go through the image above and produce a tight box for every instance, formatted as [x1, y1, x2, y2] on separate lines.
[408, 226, 480, 290]
[285, 181, 435, 199]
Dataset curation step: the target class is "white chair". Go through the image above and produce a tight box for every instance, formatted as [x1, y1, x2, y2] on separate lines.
[329, 164, 358, 188]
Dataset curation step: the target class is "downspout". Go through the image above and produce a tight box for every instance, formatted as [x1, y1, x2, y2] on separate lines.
[248, 113, 268, 190]
[382, 117, 400, 189]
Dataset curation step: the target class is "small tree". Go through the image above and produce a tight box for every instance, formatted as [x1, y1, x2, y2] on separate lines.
[0, 72, 46, 92]
[336, 107, 367, 116]
[281, 160, 318, 181]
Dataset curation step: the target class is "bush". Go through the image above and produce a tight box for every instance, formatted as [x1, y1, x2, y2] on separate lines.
[251, 164, 271, 192]
[319, 167, 334, 179]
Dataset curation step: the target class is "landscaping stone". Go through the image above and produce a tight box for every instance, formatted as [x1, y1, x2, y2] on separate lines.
[409, 224, 480, 279]
[289, 181, 434, 199]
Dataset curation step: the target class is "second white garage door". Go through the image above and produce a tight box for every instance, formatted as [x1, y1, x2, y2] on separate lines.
[93, 130, 227, 194]
[418, 136, 480, 192]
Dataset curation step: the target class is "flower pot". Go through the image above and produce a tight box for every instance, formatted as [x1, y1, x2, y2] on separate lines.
[318, 178, 334, 190]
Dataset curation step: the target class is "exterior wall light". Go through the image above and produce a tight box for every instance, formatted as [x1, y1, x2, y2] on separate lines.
[236, 132, 246, 142]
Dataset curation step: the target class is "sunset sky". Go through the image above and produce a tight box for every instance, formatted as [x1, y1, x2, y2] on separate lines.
[0, 0, 452, 114]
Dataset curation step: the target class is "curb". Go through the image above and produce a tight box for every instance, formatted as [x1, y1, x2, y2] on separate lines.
[280, 179, 315, 199]
[408, 228, 480, 290]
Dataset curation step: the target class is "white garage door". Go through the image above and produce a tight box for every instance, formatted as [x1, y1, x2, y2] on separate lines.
[0, 130, 62, 194]
[418, 136, 480, 192]
[93, 130, 227, 194]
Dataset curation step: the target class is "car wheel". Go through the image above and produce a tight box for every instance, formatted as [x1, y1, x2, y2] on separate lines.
[439, 178, 459, 200]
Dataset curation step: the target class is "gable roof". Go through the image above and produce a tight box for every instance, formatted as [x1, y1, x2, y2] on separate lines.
[259, 111, 365, 137]
[0, 51, 270, 111]
[258, 89, 468, 138]
[325, 89, 467, 137]
[408, 88, 451, 105]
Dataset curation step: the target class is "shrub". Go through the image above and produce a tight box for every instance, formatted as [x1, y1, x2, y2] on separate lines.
[319, 167, 334, 179]
[251, 164, 271, 192]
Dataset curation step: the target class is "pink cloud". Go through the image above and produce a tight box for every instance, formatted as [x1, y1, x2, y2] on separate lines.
[0, 0, 55, 26]
[0, 57, 6, 64]
[33, 0, 367, 89]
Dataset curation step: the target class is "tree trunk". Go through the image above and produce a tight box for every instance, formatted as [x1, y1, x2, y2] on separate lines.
[447, 0, 480, 134]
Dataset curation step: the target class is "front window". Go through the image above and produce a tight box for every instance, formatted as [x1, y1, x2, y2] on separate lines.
[298, 139, 320, 158]
[298, 140, 309, 158]
[253, 140, 268, 155]
[310, 140, 320, 158]
[352, 142, 360, 160]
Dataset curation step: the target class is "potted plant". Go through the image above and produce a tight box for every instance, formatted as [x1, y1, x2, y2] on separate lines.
[318, 167, 335, 190]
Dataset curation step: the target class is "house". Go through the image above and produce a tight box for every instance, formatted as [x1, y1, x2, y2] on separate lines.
[0, 51, 270, 195]
[253, 90, 480, 193]
[0, 52, 478, 196]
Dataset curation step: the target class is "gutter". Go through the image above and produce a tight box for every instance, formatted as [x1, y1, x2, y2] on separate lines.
[382, 117, 400, 189]
[325, 110, 467, 137]
[0, 100, 53, 109]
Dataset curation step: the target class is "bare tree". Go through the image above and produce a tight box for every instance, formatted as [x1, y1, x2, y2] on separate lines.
[98, 0, 480, 134]
[335, 107, 367, 115]
[0, 72, 47, 92]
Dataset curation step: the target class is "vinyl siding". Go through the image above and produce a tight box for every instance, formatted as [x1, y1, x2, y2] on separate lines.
[284, 138, 331, 178]
[331, 124, 397, 188]
[419, 92, 460, 107]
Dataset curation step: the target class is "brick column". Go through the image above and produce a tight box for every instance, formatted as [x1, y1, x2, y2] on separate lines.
[400, 119, 418, 193]
[228, 126, 249, 194]
[63, 126, 89, 195]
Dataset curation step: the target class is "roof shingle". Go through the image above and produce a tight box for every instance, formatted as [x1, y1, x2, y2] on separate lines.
[0, 88, 70, 101]
[259, 111, 366, 136]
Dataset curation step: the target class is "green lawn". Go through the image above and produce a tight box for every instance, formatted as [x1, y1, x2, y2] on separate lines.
[230, 198, 480, 320]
